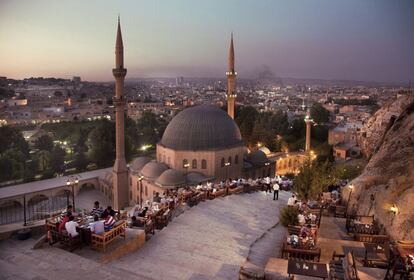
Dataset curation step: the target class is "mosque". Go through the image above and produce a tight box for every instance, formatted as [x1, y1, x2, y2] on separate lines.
[102, 19, 309, 210]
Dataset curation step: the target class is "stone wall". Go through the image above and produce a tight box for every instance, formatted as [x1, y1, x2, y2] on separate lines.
[345, 96, 414, 241]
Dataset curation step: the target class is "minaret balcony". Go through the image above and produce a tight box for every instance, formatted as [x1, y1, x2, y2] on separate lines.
[226, 71, 237, 76]
[113, 68, 127, 78]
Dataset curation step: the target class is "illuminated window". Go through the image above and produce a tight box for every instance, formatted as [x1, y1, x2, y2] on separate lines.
[201, 159, 207, 169]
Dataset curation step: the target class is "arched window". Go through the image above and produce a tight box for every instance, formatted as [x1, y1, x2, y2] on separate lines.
[145, 185, 148, 196]
[183, 159, 188, 168]
[162, 154, 166, 163]
[221, 158, 225, 167]
[192, 159, 197, 169]
[235, 155, 239, 164]
[228, 156, 232, 165]
[201, 159, 207, 169]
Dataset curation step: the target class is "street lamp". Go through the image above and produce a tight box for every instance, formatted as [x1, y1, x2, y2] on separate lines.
[138, 175, 144, 206]
[184, 163, 190, 187]
[346, 184, 354, 213]
[66, 175, 79, 210]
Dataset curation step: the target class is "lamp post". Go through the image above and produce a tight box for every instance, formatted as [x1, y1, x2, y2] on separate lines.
[184, 163, 190, 187]
[138, 175, 144, 206]
[346, 184, 354, 214]
[66, 175, 79, 210]
[225, 162, 231, 180]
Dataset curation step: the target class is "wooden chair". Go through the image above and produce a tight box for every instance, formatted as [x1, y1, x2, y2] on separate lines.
[91, 220, 126, 252]
[329, 251, 359, 280]
[49, 230, 82, 252]
[281, 242, 321, 262]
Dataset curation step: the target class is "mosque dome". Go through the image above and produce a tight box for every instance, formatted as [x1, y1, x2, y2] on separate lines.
[140, 161, 169, 180]
[130, 156, 151, 172]
[156, 169, 186, 187]
[248, 150, 269, 165]
[160, 105, 243, 151]
[259, 147, 271, 155]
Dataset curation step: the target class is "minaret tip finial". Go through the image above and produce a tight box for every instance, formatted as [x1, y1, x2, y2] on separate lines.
[118, 14, 120, 24]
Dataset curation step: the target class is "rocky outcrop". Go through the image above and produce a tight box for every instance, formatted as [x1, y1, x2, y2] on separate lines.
[358, 93, 414, 158]
[346, 94, 414, 241]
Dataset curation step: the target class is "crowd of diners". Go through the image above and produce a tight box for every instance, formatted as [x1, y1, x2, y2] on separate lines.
[49, 201, 121, 242]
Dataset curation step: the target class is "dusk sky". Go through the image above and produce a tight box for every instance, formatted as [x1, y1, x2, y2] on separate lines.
[0, 0, 413, 83]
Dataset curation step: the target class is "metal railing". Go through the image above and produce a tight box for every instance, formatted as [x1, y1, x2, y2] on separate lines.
[0, 190, 72, 226]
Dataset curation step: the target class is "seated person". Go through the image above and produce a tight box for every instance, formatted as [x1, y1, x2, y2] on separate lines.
[138, 207, 149, 218]
[91, 201, 104, 217]
[65, 215, 79, 237]
[287, 194, 297, 206]
[300, 224, 312, 239]
[103, 206, 116, 217]
[103, 213, 116, 230]
[300, 202, 309, 212]
[130, 215, 144, 227]
[206, 180, 213, 190]
[58, 211, 72, 233]
[61, 205, 73, 219]
[297, 212, 306, 225]
[90, 215, 105, 234]
[153, 192, 161, 203]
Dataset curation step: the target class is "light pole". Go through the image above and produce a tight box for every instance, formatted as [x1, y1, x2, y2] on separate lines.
[66, 175, 79, 210]
[138, 175, 144, 206]
[346, 184, 354, 214]
[184, 163, 190, 187]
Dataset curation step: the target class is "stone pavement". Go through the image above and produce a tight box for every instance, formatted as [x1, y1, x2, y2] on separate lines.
[0, 190, 289, 280]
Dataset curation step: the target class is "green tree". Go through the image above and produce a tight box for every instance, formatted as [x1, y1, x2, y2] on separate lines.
[0, 126, 30, 156]
[235, 106, 259, 144]
[34, 135, 54, 152]
[49, 146, 66, 173]
[293, 159, 335, 200]
[0, 149, 26, 181]
[36, 150, 51, 172]
[279, 206, 299, 227]
[87, 120, 115, 167]
[310, 103, 330, 124]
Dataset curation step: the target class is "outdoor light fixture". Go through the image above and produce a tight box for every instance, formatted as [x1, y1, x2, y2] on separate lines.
[225, 162, 231, 166]
[184, 163, 190, 168]
[390, 205, 398, 215]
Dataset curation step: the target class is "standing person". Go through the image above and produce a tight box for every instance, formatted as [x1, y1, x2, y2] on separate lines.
[273, 182, 280, 200]
[265, 176, 271, 193]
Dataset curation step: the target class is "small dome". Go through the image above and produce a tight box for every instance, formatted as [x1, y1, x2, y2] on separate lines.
[156, 169, 186, 186]
[140, 161, 169, 180]
[160, 105, 243, 151]
[248, 150, 269, 165]
[259, 147, 271, 155]
[186, 172, 208, 185]
[130, 157, 151, 172]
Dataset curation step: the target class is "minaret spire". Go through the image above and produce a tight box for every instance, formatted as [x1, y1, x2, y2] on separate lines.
[112, 16, 128, 210]
[226, 32, 237, 119]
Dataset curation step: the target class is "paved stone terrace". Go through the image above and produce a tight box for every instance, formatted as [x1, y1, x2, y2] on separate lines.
[0, 191, 289, 280]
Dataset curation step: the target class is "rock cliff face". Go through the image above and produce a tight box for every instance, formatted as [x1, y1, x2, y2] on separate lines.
[358, 93, 414, 158]
[346, 94, 414, 241]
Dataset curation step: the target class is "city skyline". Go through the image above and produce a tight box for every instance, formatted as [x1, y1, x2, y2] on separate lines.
[0, 0, 413, 83]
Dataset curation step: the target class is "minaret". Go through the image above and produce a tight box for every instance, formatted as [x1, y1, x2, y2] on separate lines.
[112, 16, 129, 210]
[226, 33, 237, 119]
[304, 109, 313, 153]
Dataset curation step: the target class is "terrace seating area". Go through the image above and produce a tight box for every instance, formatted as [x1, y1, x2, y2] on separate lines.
[262, 186, 414, 280]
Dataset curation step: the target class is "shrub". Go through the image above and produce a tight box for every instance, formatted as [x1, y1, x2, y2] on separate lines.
[279, 205, 299, 227]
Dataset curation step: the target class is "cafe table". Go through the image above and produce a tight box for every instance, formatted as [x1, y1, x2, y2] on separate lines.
[287, 259, 328, 279]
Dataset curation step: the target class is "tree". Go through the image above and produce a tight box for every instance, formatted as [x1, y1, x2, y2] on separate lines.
[235, 106, 259, 143]
[49, 146, 66, 173]
[0, 126, 30, 156]
[87, 120, 115, 167]
[36, 150, 51, 172]
[0, 149, 26, 182]
[34, 135, 54, 152]
[310, 103, 330, 124]
[293, 159, 335, 200]
[279, 206, 299, 227]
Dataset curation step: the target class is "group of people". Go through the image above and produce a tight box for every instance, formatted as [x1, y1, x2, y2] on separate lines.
[56, 201, 119, 238]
